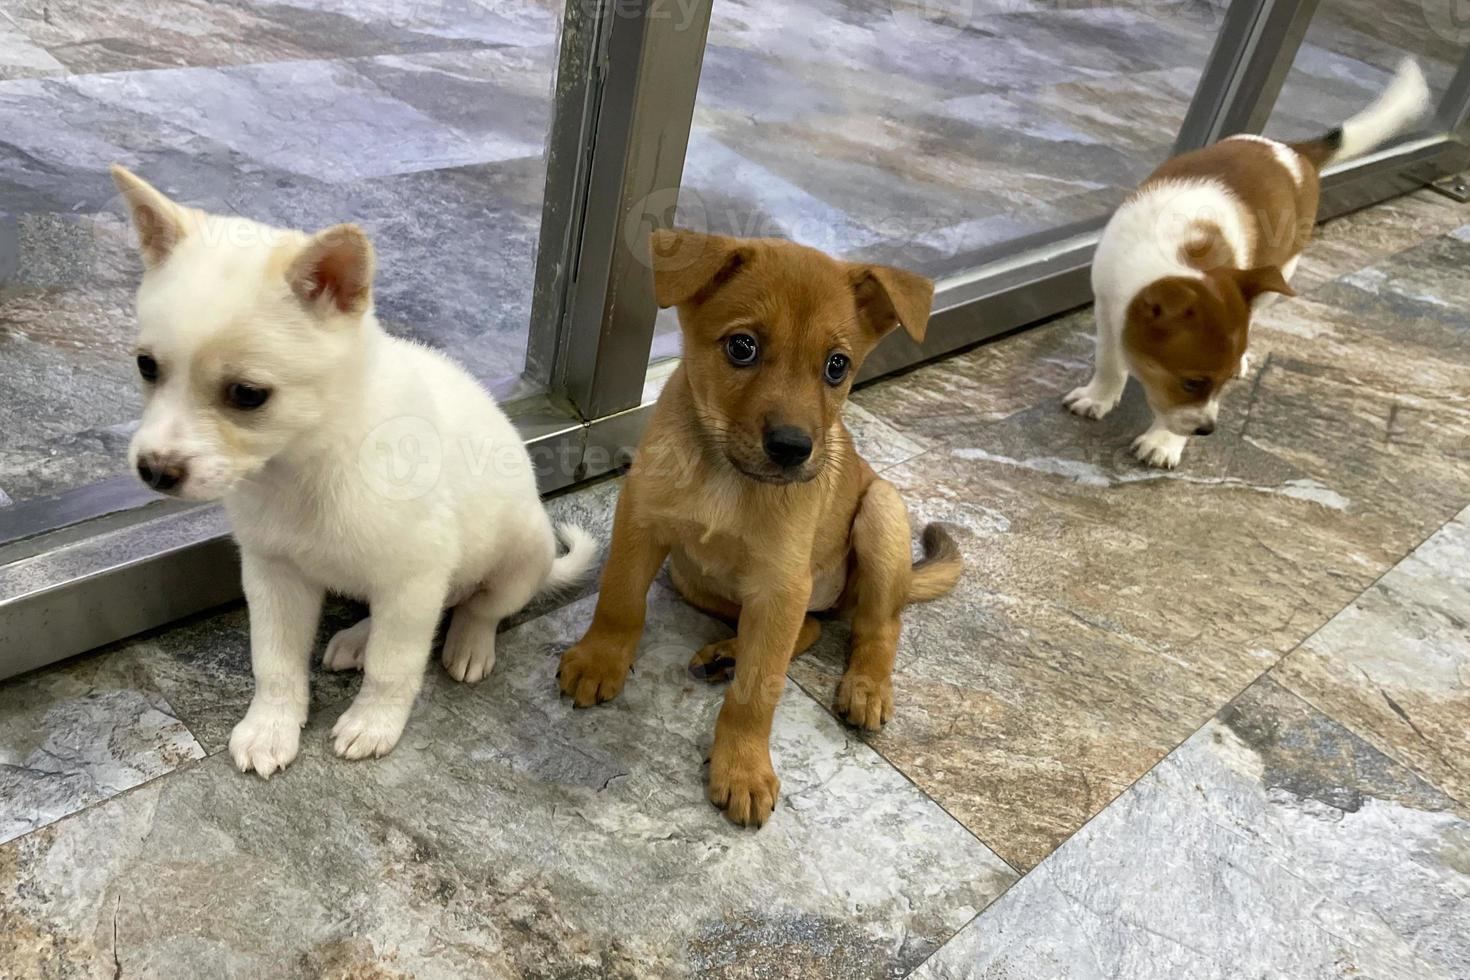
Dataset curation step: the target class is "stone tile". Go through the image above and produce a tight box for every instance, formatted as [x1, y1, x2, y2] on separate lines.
[1294, 191, 1469, 293]
[0, 0, 516, 76]
[0, 589, 1014, 978]
[794, 229, 1470, 869]
[913, 678, 1470, 980]
[98, 600, 365, 755]
[1275, 506, 1470, 806]
[67, 58, 544, 184]
[0, 22, 65, 80]
[0, 653, 204, 845]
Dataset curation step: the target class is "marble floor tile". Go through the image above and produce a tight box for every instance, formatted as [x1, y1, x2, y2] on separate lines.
[796, 223, 1470, 869]
[0, 589, 1014, 979]
[0, 652, 204, 845]
[912, 677, 1470, 980]
[1275, 506, 1470, 806]
[69, 59, 544, 184]
[1293, 191, 1469, 294]
[0, 0, 518, 76]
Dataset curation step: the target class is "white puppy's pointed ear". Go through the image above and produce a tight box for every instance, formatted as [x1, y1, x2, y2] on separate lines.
[110, 164, 188, 268]
[287, 224, 375, 318]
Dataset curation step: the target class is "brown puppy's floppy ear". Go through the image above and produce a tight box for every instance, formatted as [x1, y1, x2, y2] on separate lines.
[848, 264, 934, 343]
[649, 228, 749, 308]
[1231, 265, 1295, 304]
[110, 164, 189, 268]
[287, 224, 375, 317]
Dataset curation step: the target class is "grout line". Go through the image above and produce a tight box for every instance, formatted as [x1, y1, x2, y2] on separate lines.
[1261, 510, 1470, 811]
[892, 503, 1470, 975]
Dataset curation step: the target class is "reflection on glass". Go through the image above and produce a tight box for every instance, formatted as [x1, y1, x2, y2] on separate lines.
[0, 0, 560, 507]
[1263, 0, 1458, 143]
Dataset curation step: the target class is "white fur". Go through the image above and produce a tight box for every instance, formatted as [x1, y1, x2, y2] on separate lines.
[119, 179, 597, 778]
[1064, 178, 1251, 466]
[1331, 58, 1431, 164]
[1066, 59, 1428, 469]
[1224, 133, 1305, 185]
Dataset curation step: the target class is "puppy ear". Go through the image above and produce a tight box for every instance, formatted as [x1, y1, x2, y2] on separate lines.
[1231, 265, 1295, 303]
[1135, 278, 1197, 323]
[110, 164, 188, 268]
[848, 264, 934, 343]
[649, 228, 748, 308]
[287, 224, 375, 317]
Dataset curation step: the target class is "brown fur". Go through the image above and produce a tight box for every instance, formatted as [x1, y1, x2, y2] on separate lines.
[558, 230, 961, 827]
[1125, 137, 1311, 410]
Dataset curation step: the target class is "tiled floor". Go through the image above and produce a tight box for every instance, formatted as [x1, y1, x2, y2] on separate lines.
[0, 0, 1459, 504]
[3, 190, 1468, 977]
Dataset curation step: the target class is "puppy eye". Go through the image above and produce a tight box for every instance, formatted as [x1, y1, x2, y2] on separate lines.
[1182, 377, 1210, 395]
[225, 382, 272, 410]
[136, 353, 159, 382]
[823, 352, 851, 386]
[724, 333, 759, 367]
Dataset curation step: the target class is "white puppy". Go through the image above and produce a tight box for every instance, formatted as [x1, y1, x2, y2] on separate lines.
[113, 166, 597, 777]
[1067, 59, 1430, 468]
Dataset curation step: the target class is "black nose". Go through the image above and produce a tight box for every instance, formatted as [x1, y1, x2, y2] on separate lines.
[763, 426, 813, 468]
[137, 455, 187, 492]
[1194, 423, 1216, 436]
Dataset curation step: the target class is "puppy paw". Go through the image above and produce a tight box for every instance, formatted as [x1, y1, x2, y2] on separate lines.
[558, 639, 632, 707]
[331, 698, 410, 760]
[836, 670, 894, 732]
[323, 618, 369, 672]
[229, 706, 304, 779]
[689, 637, 738, 683]
[1063, 384, 1121, 420]
[1235, 350, 1252, 379]
[708, 739, 780, 828]
[442, 620, 496, 684]
[1132, 429, 1187, 469]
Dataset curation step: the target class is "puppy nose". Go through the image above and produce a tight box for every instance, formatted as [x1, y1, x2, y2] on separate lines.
[136, 454, 188, 492]
[763, 426, 813, 468]
[1194, 422, 1216, 436]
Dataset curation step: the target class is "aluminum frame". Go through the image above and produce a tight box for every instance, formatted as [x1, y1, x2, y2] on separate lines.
[5, 0, 1469, 680]
[527, 0, 714, 422]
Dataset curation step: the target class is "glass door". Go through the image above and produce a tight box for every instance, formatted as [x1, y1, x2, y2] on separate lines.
[4, 0, 1467, 678]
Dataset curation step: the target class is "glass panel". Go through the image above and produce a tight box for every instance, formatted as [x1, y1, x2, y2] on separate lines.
[653, 0, 1234, 360]
[0, 0, 562, 509]
[1262, 0, 1461, 143]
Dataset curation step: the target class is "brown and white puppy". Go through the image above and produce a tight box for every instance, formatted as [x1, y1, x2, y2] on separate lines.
[1066, 59, 1430, 468]
[557, 229, 962, 827]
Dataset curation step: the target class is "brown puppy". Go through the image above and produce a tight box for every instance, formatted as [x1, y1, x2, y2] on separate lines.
[558, 229, 962, 827]
[1064, 59, 1430, 469]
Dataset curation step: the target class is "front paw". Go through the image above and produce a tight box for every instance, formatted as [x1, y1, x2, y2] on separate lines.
[331, 697, 410, 760]
[229, 706, 304, 779]
[1235, 350, 1252, 379]
[1063, 384, 1121, 420]
[708, 738, 780, 828]
[1132, 429, 1186, 469]
[558, 637, 633, 707]
[836, 669, 893, 731]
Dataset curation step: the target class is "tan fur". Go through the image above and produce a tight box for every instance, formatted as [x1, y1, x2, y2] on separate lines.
[558, 230, 960, 828]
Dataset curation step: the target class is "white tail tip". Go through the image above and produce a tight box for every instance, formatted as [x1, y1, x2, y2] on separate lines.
[1333, 58, 1432, 164]
[544, 522, 599, 593]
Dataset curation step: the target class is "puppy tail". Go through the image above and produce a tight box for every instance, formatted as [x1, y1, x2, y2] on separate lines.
[1294, 58, 1430, 168]
[908, 524, 962, 603]
[543, 522, 600, 594]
